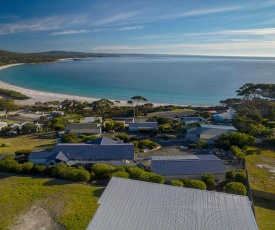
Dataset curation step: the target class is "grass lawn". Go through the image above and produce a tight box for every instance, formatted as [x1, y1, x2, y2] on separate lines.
[0, 174, 103, 230]
[245, 145, 275, 229]
[254, 197, 275, 230]
[245, 145, 275, 194]
[0, 132, 57, 155]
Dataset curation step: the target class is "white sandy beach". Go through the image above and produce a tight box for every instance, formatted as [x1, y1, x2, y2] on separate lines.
[0, 63, 160, 106]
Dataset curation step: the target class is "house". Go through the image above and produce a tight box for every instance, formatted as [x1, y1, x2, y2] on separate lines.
[212, 112, 233, 123]
[112, 117, 134, 124]
[179, 116, 207, 124]
[187, 124, 237, 145]
[28, 137, 134, 166]
[80, 117, 103, 123]
[87, 177, 258, 230]
[150, 154, 226, 181]
[128, 122, 158, 131]
[65, 123, 101, 135]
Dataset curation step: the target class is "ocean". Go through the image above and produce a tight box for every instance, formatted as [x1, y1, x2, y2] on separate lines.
[1, 55, 275, 106]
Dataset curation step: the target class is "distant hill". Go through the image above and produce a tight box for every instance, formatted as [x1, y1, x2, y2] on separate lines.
[0, 50, 121, 66]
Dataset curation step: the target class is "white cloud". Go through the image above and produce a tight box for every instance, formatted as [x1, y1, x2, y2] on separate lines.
[50, 29, 90, 36]
[117, 25, 144, 31]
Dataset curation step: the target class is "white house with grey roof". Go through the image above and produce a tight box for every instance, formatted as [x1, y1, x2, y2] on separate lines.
[150, 154, 227, 182]
[187, 124, 237, 145]
[28, 137, 134, 166]
[128, 122, 158, 131]
[87, 177, 258, 230]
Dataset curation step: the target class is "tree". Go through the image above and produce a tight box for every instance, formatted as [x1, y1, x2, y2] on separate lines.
[21, 122, 38, 134]
[131, 96, 148, 117]
[0, 98, 18, 121]
[89, 98, 114, 118]
[61, 133, 80, 143]
[225, 182, 247, 195]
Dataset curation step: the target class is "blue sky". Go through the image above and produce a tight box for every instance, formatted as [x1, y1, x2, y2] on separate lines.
[1, 0, 275, 56]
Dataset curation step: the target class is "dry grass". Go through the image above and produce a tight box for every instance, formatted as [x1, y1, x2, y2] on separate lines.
[0, 133, 57, 154]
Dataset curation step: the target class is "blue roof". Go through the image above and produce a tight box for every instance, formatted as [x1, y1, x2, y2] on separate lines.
[151, 154, 226, 176]
[52, 143, 134, 160]
[129, 122, 158, 128]
[28, 150, 53, 159]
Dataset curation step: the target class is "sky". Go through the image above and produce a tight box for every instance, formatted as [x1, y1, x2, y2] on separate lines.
[1, 0, 275, 56]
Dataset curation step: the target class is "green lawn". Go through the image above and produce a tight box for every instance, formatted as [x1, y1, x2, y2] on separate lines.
[245, 146, 275, 194]
[0, 174, 103, 230]
[245, 145, 275, 229]
[254, 198, 275, 230]
[0, 133, 57, 155]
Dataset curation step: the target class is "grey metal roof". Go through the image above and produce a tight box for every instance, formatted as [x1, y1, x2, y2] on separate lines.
[213, 112, 233, 120]
[66, 123, 100, 130]
[87, 177, 258, 230]
[151, 155, 199, 161]
[129, 122, 158, 128]
[28, 150, 53, 159]
[151, 154, 226, 176]
[201, 124, 237, 130]
[88, 137, 118, 145]
[52, 142, 134, 161]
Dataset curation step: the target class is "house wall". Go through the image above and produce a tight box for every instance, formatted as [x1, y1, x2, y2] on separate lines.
[186, 134, 199, 143]
[129, 127, 139, 132]
[163, 173, 225, 182]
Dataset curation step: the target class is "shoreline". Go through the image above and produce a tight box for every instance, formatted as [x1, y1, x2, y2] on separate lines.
[0, 63, 176, 107]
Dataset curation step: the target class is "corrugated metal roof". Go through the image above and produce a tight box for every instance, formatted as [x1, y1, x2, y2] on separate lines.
[201, 124, 237, 130]
[151, 155, 199, 161]
[213, 112, 233, 120]
[151, 154, 226, 176]
[88, 137, 119, 145]
[52, 143, 134, 161]
[28, 150, 53, 159]
[129, 122, 158, 128]
[87, 177, 258, 230]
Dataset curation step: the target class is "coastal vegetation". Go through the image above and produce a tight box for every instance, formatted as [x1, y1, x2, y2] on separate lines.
[0, 49, 120, 65]
[0, 88, 30, 100]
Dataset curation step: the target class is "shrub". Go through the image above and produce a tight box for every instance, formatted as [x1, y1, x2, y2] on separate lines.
[170, 180, 184, 187]
[201, 173, 214, 182]
[33, 164, 47, 174]
[45, 165, 55, 175]
[114, 166, 126, 172]
[91, 163, 115, 178]
[67, 169, 78, 181]
[12, 163, 23, 174]
[3, 154, 15, 160]
[188, 143, 197, 149]
[114, 121, 124, 130]
[0, 159, 18, 172]
[138, 140, 158, 149]
[198, 140, 208, 149]
[22, 162, 34, 174]
[125, 167, 145, 180]
[54, 123, 65, 131]
[187, 180, 206, 190]
[50, 163, 68, 178]
[15, 149, 32, 157]
[225, 182, 247, 195]
[139, 173, 164, 184]
[236, 153, 245, 161]
[104, 122, 115, 131]
[225, 170, 236, 181]
[180, 177, 191, 186]
[205, 179, 216, 190]
[116, 134, 130, 142]
[76, 170, 90, 182]
[110, 171, 130, 179]
[234, 172, 246, 184]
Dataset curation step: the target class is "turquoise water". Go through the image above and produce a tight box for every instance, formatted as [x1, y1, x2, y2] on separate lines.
[1, 55, 275, 105]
